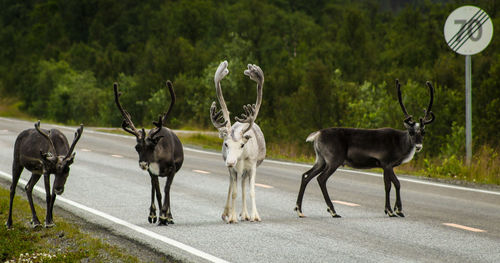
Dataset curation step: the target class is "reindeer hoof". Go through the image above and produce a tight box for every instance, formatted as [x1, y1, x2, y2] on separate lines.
[250, 216, 261, 222]
[394, 208, 405, 217]
[158, 216, 168, 225]
[327, 208, 341, 218]
[240, 212, 250, 221]
[30, 220, 41, 229]
[45, 220, 55, 228]
[166, 218, 174, 224]
[385, 208, 397, 217]
[6, 220, 13, 229]
[148, 215, 157, 224]
[294, 206, 306, 218]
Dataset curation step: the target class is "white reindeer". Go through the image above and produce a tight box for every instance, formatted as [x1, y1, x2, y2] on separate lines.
[210, 61, 266, 223]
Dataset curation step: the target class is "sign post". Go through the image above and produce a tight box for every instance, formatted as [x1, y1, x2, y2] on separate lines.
[444, 5, 493, 165]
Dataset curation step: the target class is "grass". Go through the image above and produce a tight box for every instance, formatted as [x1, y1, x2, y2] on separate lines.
[0, 187, 146, 263]
[0, 97, 32, 120]
[419, 145, 500, 185]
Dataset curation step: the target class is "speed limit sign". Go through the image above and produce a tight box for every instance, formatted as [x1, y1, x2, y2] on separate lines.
[444, 5, 494, 165]
[444, 5, 493, 55]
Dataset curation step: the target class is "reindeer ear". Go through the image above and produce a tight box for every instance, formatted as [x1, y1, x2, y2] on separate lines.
[219, 129, 228, 139]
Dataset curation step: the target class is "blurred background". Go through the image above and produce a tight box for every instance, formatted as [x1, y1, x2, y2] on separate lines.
[0, 0, 498, 183]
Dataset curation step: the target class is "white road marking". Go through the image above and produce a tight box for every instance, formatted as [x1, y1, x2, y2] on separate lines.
[193, 169, 211, 174]
[255, 183, 274, 189]
[0, 129, 8, 132]
[332, 200, 361, 207]
[81, 149, 91, 152]
[111, 154, 123, 158]
[1, 117, 499, 196]
[0, 170, 229, 263]
[443, 223, 486, 233]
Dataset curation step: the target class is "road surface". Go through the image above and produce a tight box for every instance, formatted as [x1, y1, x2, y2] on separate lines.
[0, 117, 499, 262]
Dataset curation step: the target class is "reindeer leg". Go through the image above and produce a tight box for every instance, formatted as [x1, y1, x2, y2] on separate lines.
[148, 174, 157, 224]
[43, 174, 56, 227]
[389, 169, 404, 217]
[6, 164, 23, 229]
[160, 171, 176, 225]
[240, 171, 250, 221]
[383, 168, 397, 217]
[228, 169, 238, 223]
[222, 169, 234, 223]
[25, 173, 42, 228]
[249, 165, 261, 222]
[295, 160, 325, 218]
[317, 164, 342, 218]
[151, 175, 164, 225]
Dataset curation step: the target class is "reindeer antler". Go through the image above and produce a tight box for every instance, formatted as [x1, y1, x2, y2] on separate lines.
[114, 83, 142, 138]
[65, 124, 84, 159]
[164, 80, 176, 123]
[396, 79, 415, 126]
[236, 64, 264, 135]
[422, 81, 435, 125]
[210, 61, 231, 132]
[34, 120, 57, 155]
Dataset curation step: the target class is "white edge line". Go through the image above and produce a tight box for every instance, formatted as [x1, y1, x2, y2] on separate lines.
[2, 117, 499, 196]
[0, 170, 230, 263]
[443, 223, 486, 233]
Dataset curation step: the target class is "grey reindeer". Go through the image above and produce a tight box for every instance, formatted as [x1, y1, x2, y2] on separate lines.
[114, 81, 183, 225]
[210, 61, 266, 223]
[6, 121, 83, 228]
[295, 80, 434, 218]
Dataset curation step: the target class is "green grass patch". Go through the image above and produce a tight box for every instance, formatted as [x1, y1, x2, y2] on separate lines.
[0, 97, 32, 120]
[177, 133, 222, 151]
[0, 186, 146, 263]
[418, 145, 500, 185]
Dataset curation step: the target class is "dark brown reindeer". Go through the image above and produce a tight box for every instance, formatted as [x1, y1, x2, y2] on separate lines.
[114, 81, 183, 225]
[295, 80, 434, 218]
[6, 121, 83, 228]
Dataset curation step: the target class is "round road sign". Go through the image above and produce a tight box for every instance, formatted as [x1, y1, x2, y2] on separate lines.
[444, 5, 493, 55]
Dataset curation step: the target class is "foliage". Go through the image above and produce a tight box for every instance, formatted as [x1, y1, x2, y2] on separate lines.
[422, 145, 500, 185]
[0, 0, 499, 182]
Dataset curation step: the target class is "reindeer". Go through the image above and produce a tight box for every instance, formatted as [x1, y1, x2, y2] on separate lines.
[295, 80, 435, 218]
[114, 81, 183, 225]
[210, 61, 266, 223]
[6, 121, 83, 229]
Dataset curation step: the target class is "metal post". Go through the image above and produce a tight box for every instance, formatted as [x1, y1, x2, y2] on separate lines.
[465, 55, 472, 165]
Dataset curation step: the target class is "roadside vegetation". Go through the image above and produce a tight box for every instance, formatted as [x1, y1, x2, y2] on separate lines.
[0, 186, 172, 263]
[0, 1, 499, 186]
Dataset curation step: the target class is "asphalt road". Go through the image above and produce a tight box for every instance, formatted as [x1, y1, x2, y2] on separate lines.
[1, 117, 499, 262]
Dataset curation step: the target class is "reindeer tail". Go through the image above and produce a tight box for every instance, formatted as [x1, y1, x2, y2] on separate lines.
[306, 131, 320, 142]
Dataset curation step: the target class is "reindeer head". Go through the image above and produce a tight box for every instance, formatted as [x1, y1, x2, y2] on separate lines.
[114, 81, 175, 173]
[210, 61, 264, 167]
[396, 80, 435, 152]
[35, 121, 83, 195]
